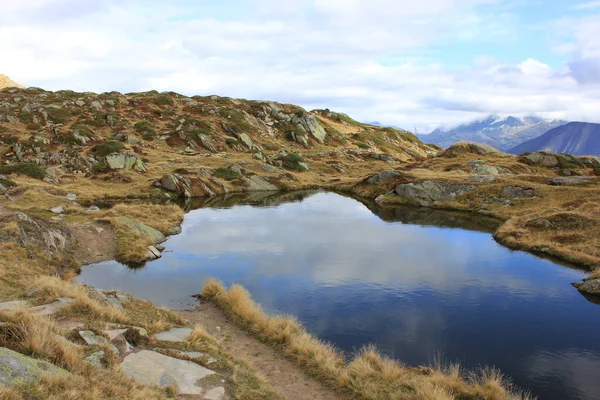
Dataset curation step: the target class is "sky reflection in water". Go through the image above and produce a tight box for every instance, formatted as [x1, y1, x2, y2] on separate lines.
[78, 191, 600, 400]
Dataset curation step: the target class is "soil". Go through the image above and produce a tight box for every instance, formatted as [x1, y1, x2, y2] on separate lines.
[178, 303, 345, 400]
[69, 221, 118, 264]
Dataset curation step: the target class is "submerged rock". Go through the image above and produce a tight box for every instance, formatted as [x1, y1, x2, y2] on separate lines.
[394, 181, 476, 207]
[572, 279, 600, 296]
[0, 347, 70, 387]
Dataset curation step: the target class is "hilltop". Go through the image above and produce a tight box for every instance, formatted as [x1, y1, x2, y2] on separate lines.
[0, 74, 24, 90]
[510, 122, 600, 156]
[420, 116, 567, 151]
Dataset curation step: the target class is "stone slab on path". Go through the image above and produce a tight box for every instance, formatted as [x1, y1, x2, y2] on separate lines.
[154, 328, 193, 342]
[121, 350, 215, 395]
[0, 298, 74, 316]
[203, 386, 225, 400]
[0, 347, 70, 388]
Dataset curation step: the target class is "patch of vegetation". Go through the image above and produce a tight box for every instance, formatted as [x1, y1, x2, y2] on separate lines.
[26, 123, 41, 131]
[92, 140, 124, 157]
[444, 163, 464, 172]
[356, 142, 370, 149]
[0, 163, 46, 179]
[134, 121, 156, 136]
[225, 137, 238, 146]
[219, 108, 250, 132]
[18, 111, 33, 123]
[0, 177, 17, 187]
[1, 134, 19, 144]
[214, 168, 241, 181]
[45, 107, 71, 124]
[152, 94, 175, 107]
[280, 153, 307, 171]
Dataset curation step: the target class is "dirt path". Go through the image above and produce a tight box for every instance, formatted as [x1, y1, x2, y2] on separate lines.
[178, 303, 345, 400]
[69, 221, 118, 264]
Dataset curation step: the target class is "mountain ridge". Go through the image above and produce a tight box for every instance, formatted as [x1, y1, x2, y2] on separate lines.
[509, 121, 600, 156]
[419, 115, 568, 151]
[0, 74, 24, 89]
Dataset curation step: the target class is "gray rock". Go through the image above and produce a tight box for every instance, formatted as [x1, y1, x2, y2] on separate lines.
[146, 245, 162, 260]
[237, 133, 254, 149]
[114, 217, 166, 244]
[550, 176, 593, 186]
[203, 386, 226, 400]
[242, 175, 279, 192]
[471, 165, 499, 175]
[298, 115, 327, 143]
[0, 298, 74, 316]
[394, 181, 476, 207]
[572, 279, 600, 296]
[0, 347, 70, 387]
[121, 350, 215, 395]
[84, 351, 105, 367]
[89, 101, 102, 111]
[528, 218, 553, 229]
[66, 193, 77, 201]
[114, 134, 140, 145]
[501, 186, 534, 199]
[86, 206, 100, 212]
[50, 206, 64, 214]
[154, 328, 193, 343]
[260, 163, 280, 173]
[366, 169, 399, 185]
[470, 176, 496, 183]
[158, 174, 192, 198]
[467, 160, 485, 166]
[524, 152, 559, 167]
[79, 331, 119, 354]
[105, 152, 147, 172]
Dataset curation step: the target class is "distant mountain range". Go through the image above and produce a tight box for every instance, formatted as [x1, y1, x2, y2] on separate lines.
[509, 122, 600, 156]
[418, 116, 568, 151]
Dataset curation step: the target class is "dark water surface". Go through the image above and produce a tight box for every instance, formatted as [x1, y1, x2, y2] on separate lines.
[78, 191, 600, 400]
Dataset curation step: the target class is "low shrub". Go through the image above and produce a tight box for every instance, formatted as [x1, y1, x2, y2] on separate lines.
[92, 140, 124, 157]
[45, 107, 71, 124]
[281, 153, 308, 172]
[0, 163, 46, 179]
[214, 168, 241, 181]
[134, 121, 156, 136]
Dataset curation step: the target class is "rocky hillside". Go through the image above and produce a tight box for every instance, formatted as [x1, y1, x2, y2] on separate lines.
[509, 122, 600, 156]
[420, 115, 567, 151]
[0, 74, 24, 90]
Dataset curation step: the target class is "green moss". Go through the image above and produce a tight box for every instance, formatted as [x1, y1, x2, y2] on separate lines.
[214, 168, 241, 181]
[45, 107, 71, 124]
[92, 141, 124, 157]
[0, 163, 46, 180]
[281, 153, 307, 171]
[152, 94, 175, 107]
[134, 121, 156, 136]
[0, 177, 17, 187]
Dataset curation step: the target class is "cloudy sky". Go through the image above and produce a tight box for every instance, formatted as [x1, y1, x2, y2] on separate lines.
[1, 0, 599, 131]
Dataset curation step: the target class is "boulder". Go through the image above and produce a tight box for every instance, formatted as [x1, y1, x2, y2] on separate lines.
[79, 331, 119, 354]
[106, 152, 147, 172]
[114, 217, 166, 244]
[523, 152, 559, 167]
[0, 347, 70, 388]
[84, 351, 105, 367]
[471, 165, 499, 175]
[260, 163, 280, 173]
[146, 245, 162, 260]
[237, 133, 254, 149]
[501, 186, 534, 199]
[154, 328, 193, 343]
[394, 181, 476, 207]
[550, 176, 593, 186]
[121, 350, 215, 395]
[158, 174, 192, 198]
[572, 279, 600, 296]
[203, 387, 226, 400]
[242, 175, 279, 192]
[298, 115, 327, 143]
[366, 169, 399, 185]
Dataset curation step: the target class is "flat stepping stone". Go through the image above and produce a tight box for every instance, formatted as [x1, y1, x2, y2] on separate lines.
[106, 329, 128, 341]
[203, 386, 225, 400]
[0, 347, 70, 388]
[154, 328, 193, 342]
[121, 350, 215, 395]
[79, 331, 119, 354]
[0, 298, 74, 316]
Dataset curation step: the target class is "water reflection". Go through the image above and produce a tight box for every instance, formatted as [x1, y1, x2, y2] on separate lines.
[78, 191, 600, 400]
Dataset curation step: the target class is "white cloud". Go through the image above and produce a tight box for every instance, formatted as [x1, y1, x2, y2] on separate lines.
[1, 0, 600, 131]
[572, 1, 600, 10]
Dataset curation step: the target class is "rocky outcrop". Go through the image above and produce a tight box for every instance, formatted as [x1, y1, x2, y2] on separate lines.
[550, 176, 594, 186]
[0, 347, 70, 388]
[501, 186, 534, 199]
[114, 217, 166, 244]
[242, 175, 279, 191]
[522, 152, 559, 167]
[158, 174, 192, 198]
[366, 169, 399, 185]
[106, 152, 147, 172]
[442, 142, 505, 158]
[572, 279, 600, 296]
[394, 181, 476, 206]
[298, 115, 327, 143]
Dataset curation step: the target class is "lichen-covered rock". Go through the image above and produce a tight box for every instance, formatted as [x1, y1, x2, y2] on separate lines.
[0, 347, 70, 387]
[550, 176, 594, 186]
[158, 174, 192, 198]
[242, 175, 279, 192]
[114, 217, 166, 244]
[523, 152, 559, 167]
[106, 152, 147, 172]
[366, 169, 399, 185]
[298, 115, 327, 143]
[572, 279, 600, 296]
[394, 181, 476, 207]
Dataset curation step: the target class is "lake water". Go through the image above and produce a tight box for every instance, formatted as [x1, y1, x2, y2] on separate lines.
[78, 191, 600, 400]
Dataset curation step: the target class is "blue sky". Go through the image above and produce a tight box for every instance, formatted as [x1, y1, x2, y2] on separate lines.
[1, 0, 599, 131]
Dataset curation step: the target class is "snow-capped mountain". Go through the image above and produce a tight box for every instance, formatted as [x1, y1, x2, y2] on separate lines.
[418, 116, 568, 151]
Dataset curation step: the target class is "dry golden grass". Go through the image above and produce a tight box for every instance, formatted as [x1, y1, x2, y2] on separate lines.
[4, 186, 69, 212]
[32, 276, 129, 323]
[203, 279, 532, 400]
[100, 203, 184, 235]
[0, 243, 53, 300]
